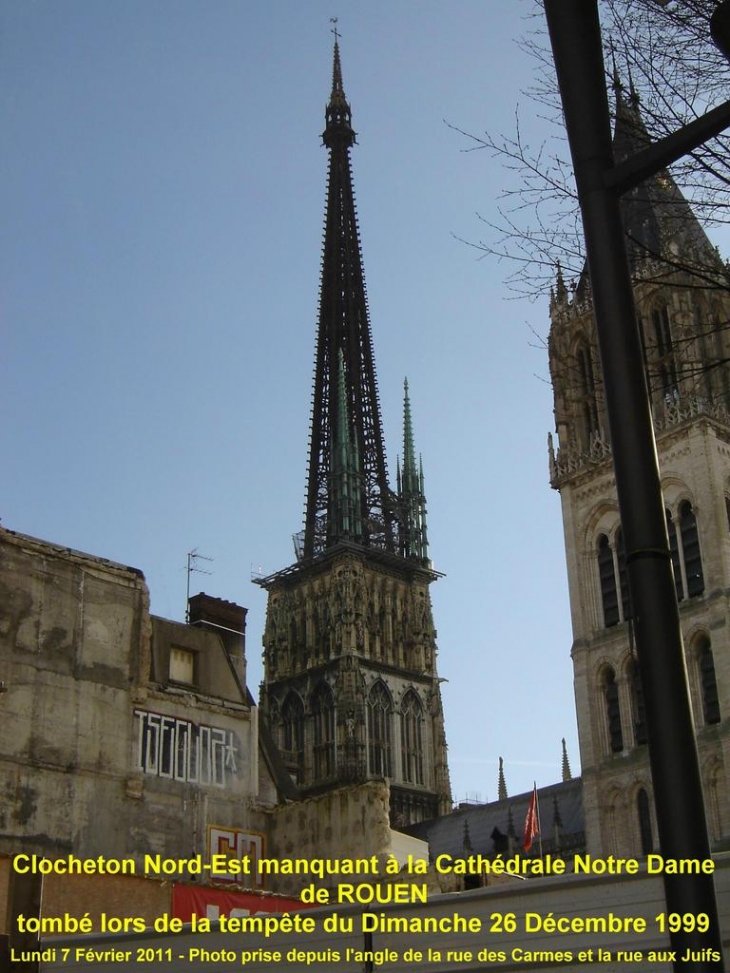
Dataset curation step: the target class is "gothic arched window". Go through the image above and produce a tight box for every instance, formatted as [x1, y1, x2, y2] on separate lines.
[602, 667, 623, 754]
[401, 690, 424, 785]
[576, 339, 599, 447]
[615, 527, 631, 621]
[666, 509, 684, 601]
[281, 692, 305, 782]
[679, 500, 704, 597]
[598, 533, 619, 628]
[367, 681, 393, 777]
[697, 637, 721, 726]
[628, 659, 648, 746]
[651, 304, 679, 397]
[637, 788, 654, 855]
[311, 683, 336, 781]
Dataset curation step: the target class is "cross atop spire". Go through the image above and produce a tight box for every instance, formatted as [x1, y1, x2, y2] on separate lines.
[324, 30, 355, 149]
[329, 27, 345, 104]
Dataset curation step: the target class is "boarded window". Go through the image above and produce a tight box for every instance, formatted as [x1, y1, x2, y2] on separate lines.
[169, 648, 195, 684]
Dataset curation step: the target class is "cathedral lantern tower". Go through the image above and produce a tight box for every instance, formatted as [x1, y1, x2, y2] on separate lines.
[257, 40, 451, 826]
[549, 82, 730, 856]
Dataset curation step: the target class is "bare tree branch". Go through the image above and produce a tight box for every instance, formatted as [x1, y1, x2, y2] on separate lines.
[460, 0, 730, 297]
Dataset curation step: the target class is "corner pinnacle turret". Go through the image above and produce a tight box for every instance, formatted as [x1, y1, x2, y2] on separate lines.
[398, 378, 429, 561]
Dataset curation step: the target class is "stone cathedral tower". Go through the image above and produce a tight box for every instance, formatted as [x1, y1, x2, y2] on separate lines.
[257, 41, 451, 826]
[549, 83, 730, 857]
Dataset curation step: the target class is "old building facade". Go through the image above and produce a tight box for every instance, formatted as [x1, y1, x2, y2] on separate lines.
[549, 85, 730, 857]
[257, 42, 451, 827]
[0, 526, 418, 966]
[0, 526, 282, 862]
[0, 526, 297, 965]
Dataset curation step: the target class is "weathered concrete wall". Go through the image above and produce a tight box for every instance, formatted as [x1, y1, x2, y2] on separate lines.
[0, 532, 149, 859]
[42, 873, 169, 928]
[0, 528, 423, 955]
[0, 528, 274, 873]
[264, 780, 392, 896]
[0, 855, 10, 936]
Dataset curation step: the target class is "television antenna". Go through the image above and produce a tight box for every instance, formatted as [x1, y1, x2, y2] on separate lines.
[185, 548, 213, 622]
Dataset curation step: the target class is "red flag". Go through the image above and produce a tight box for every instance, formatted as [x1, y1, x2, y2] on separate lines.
[523, 783, 540, 853]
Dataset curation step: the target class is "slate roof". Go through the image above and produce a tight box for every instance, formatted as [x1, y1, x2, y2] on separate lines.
[572, 84, 727, 305]
[613, 87, 720, 275]
[403, 777, 585, 860]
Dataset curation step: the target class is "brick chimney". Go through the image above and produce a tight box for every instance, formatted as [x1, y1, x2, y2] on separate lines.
[187, 593, 247, 687]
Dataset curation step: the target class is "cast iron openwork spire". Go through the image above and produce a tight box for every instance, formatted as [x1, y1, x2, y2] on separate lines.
[303, 39, 394, 558]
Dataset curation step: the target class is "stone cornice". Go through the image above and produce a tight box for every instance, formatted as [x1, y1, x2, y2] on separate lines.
[549, 394, 730, 489]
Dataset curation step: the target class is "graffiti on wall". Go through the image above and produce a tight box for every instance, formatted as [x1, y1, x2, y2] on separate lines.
[134, 709, 240, 787]
[208, 824, 264, 888]
[207, 825, 264, 887]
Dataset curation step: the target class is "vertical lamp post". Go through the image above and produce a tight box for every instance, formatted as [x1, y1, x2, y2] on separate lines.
[544, 0, 730, 968]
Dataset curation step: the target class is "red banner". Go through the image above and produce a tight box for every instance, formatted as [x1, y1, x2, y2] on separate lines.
[172, 884, 309, 923]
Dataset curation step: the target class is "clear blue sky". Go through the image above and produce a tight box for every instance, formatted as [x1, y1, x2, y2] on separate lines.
[2, 0, 578, 804]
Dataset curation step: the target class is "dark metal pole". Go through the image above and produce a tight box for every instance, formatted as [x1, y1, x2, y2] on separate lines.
[543, 1, 724, 968]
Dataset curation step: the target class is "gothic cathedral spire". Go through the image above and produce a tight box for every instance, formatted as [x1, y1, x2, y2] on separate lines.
[304, 38, 393, 558]
[258, 39, 451, 826]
